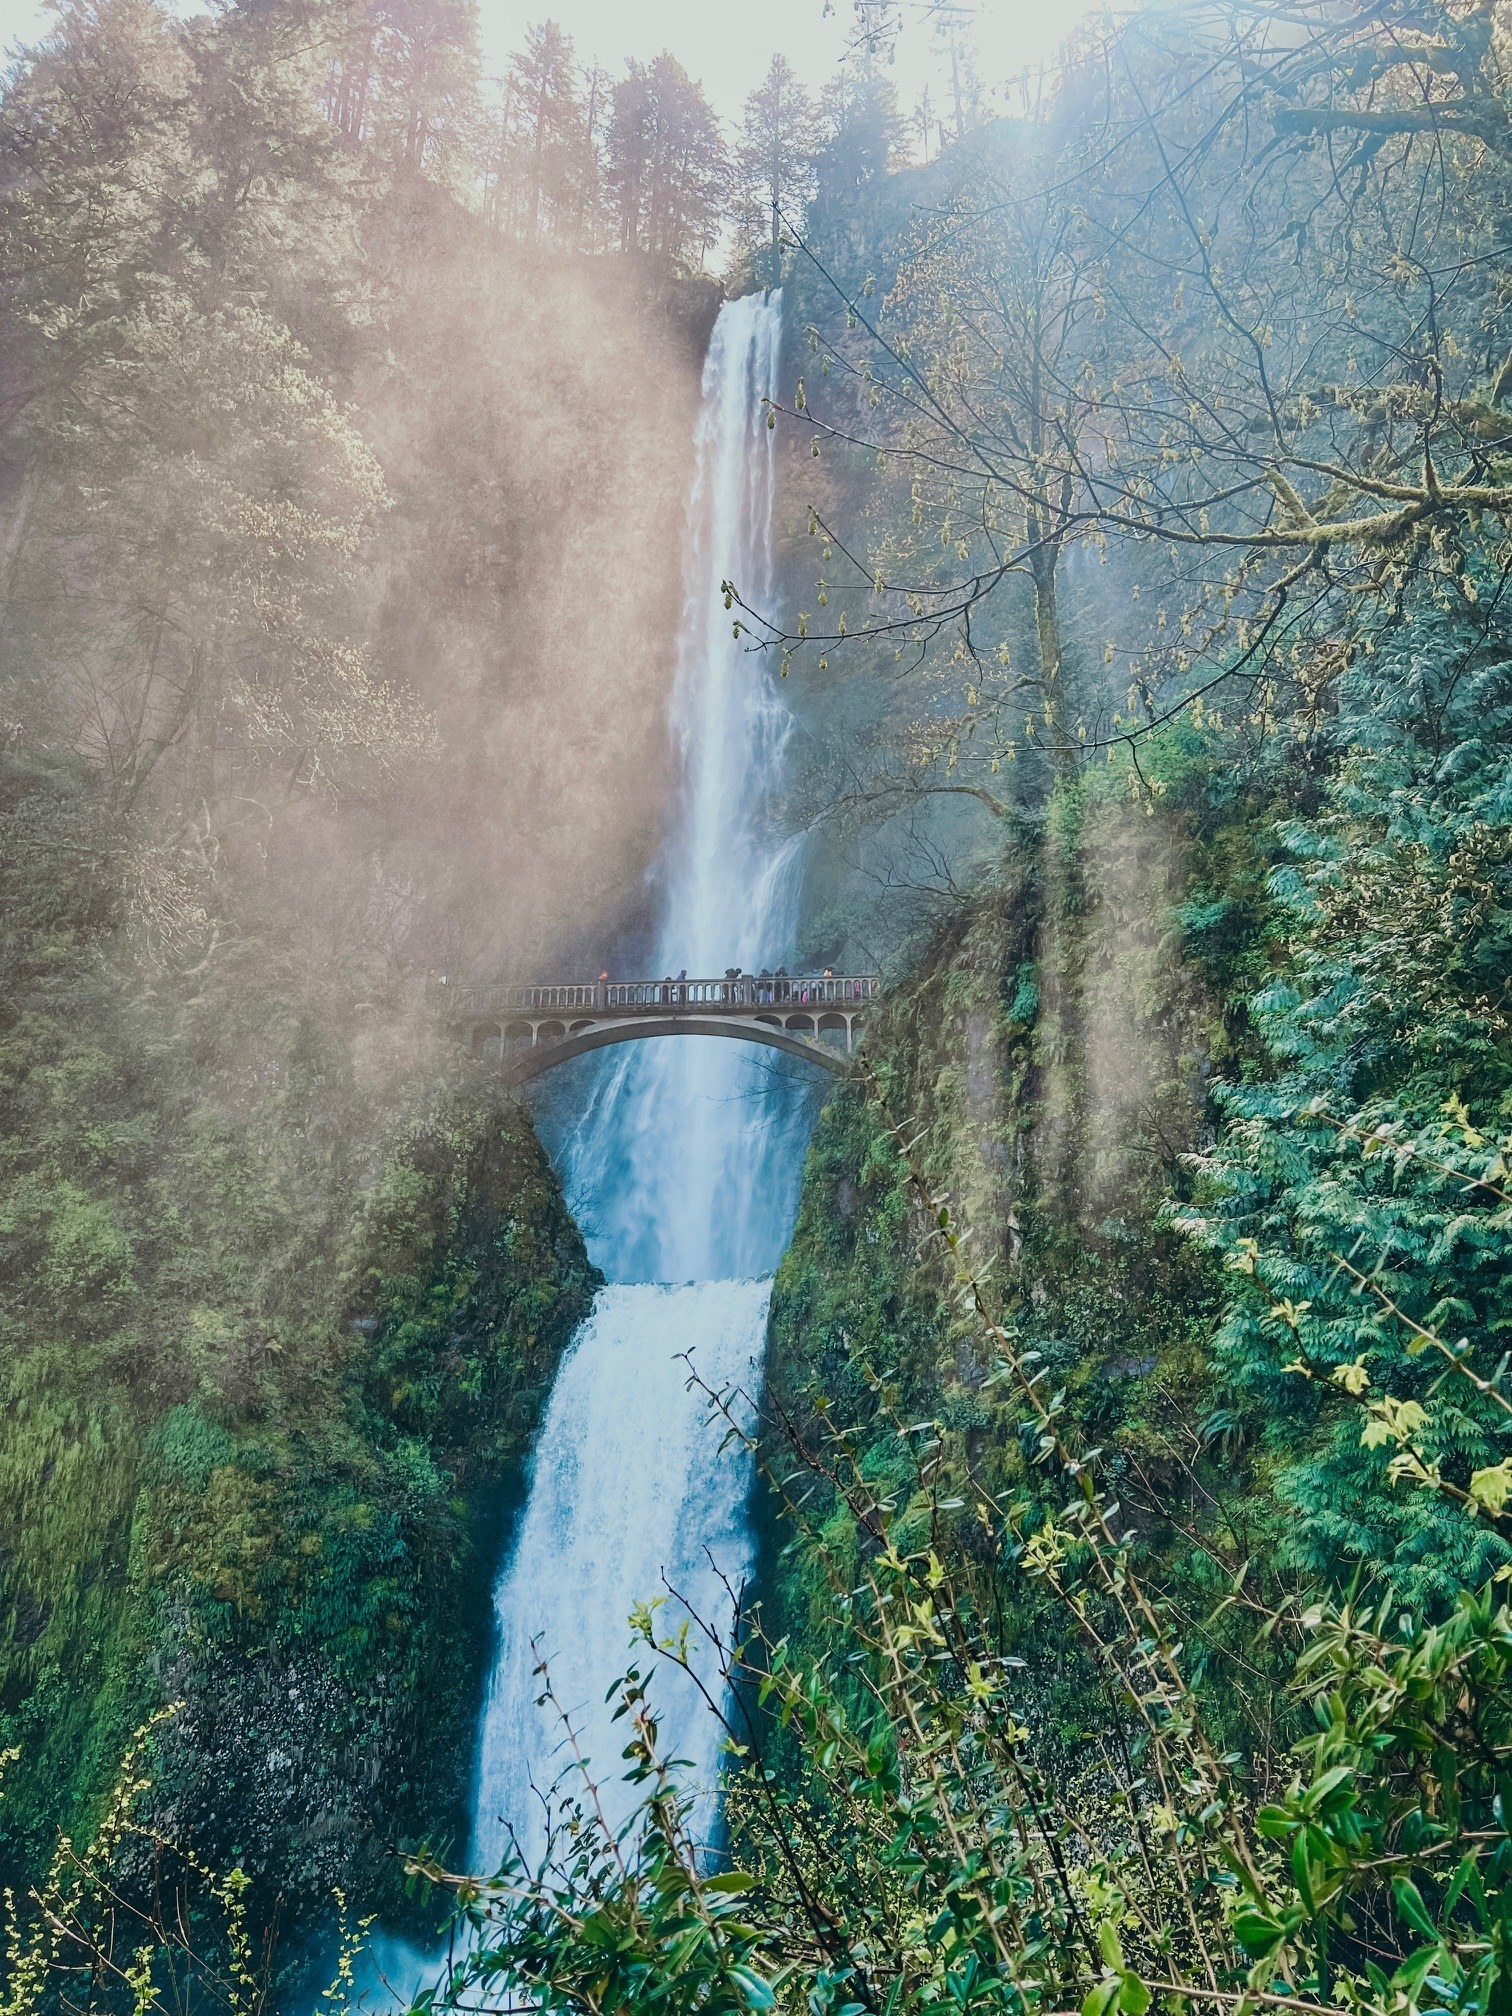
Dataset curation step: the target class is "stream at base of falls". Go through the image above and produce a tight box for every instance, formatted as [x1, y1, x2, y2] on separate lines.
[370, 289, 815, 1996]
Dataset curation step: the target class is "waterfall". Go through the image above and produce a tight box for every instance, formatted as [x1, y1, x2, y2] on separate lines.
[551, 288, 808, 1285]
[467, 1281, 766, 1872]
[467, 290, 814, 1877]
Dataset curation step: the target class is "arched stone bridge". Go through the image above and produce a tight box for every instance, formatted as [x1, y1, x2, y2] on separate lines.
[454, 973, 880, 1086]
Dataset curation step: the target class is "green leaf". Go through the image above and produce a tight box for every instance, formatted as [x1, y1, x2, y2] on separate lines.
[1082, 1976, 1123, 2016]
[1291, 1837, 1317, 1915]
[731, 1963, 776, 2009]
[1470, 1460, 1512, 1517]
[1305, 1765, 1354, 1809]
[1393, 1877, 1438, 1941]
[1443, 1851, 1478, 1921]
[1119, 1972, 1151, 2016]
[1233, 1907, 1286, 1958]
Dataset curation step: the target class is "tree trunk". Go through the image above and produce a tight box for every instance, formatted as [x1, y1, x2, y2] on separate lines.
[0, 457, 40, 643]
[529, 78, 547, 241]
[1030, 535, 1074, 776]
[185, 643, 220, 821]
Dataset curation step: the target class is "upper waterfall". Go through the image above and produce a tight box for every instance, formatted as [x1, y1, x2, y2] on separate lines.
[554, 289, 817, 1285]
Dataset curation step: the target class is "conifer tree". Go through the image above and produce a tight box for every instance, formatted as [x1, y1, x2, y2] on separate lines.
[735, 55, 819, 288]
[605, 53, 727, 270]
[370, 0, 481, 186]
[502, 21, 591, 246]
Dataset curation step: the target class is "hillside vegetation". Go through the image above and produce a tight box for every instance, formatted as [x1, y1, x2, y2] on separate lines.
[0, 732, 602, 1924]
[13, 3, 1512, 2015]
[0, 0, 693, 1951]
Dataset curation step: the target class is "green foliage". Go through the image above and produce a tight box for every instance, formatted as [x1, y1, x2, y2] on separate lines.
[0, 748, 599, 1919]
[406, 1107, 1512, 2016]
[414, 1668, 779, 2016]
[0, 1707, 378, 2016]
[1180, 643, 1512, 1607]
[765, 783, 1260, 1736]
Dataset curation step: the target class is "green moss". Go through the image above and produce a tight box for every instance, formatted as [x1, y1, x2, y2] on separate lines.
[763, 640, 1512, 1780]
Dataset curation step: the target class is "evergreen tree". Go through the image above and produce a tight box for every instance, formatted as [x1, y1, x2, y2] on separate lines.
[496, 21, 595, 247]
[0, 0, 415, 815]
[815, 68, 904, 201]
[605, 53, 727, 270]
[1179, 609, 1512, 1606]
[370, 0, 481, 187]
[0, 0, 191, 453]
[933, 1, 988, 143]
[734, 54, 819, 288]
[323, 0, 380, 144]
[575, 58, 611, 251]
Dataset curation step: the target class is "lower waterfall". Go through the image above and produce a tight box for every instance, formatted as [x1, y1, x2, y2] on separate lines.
[469, 1280, 769, 1871]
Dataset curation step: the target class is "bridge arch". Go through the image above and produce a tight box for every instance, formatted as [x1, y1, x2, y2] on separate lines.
[453, 971, 879, 1089]
[499, 1014, 849, 1088]
[470, 1021, 502, 1058]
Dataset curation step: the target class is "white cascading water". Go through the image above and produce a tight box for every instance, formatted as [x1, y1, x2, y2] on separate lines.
[468, 290, 817, 1877]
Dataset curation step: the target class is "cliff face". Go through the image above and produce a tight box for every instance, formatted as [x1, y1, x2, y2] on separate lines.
[757, 773, 1258, 1750]
[134, 1093, 601, 1920]
[0, 750, 600, 1925]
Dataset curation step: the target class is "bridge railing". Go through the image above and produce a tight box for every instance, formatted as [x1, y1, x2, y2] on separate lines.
[468, 983, 600, 1012]
[458, 974, 880, 1017]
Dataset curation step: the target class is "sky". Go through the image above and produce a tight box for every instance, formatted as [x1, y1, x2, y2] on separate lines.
[0, 0, 1104, 128]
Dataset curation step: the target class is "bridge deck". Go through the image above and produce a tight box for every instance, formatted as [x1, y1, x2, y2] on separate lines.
[459, 973, 879, 1017]
[449, 972, 881, 1083]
